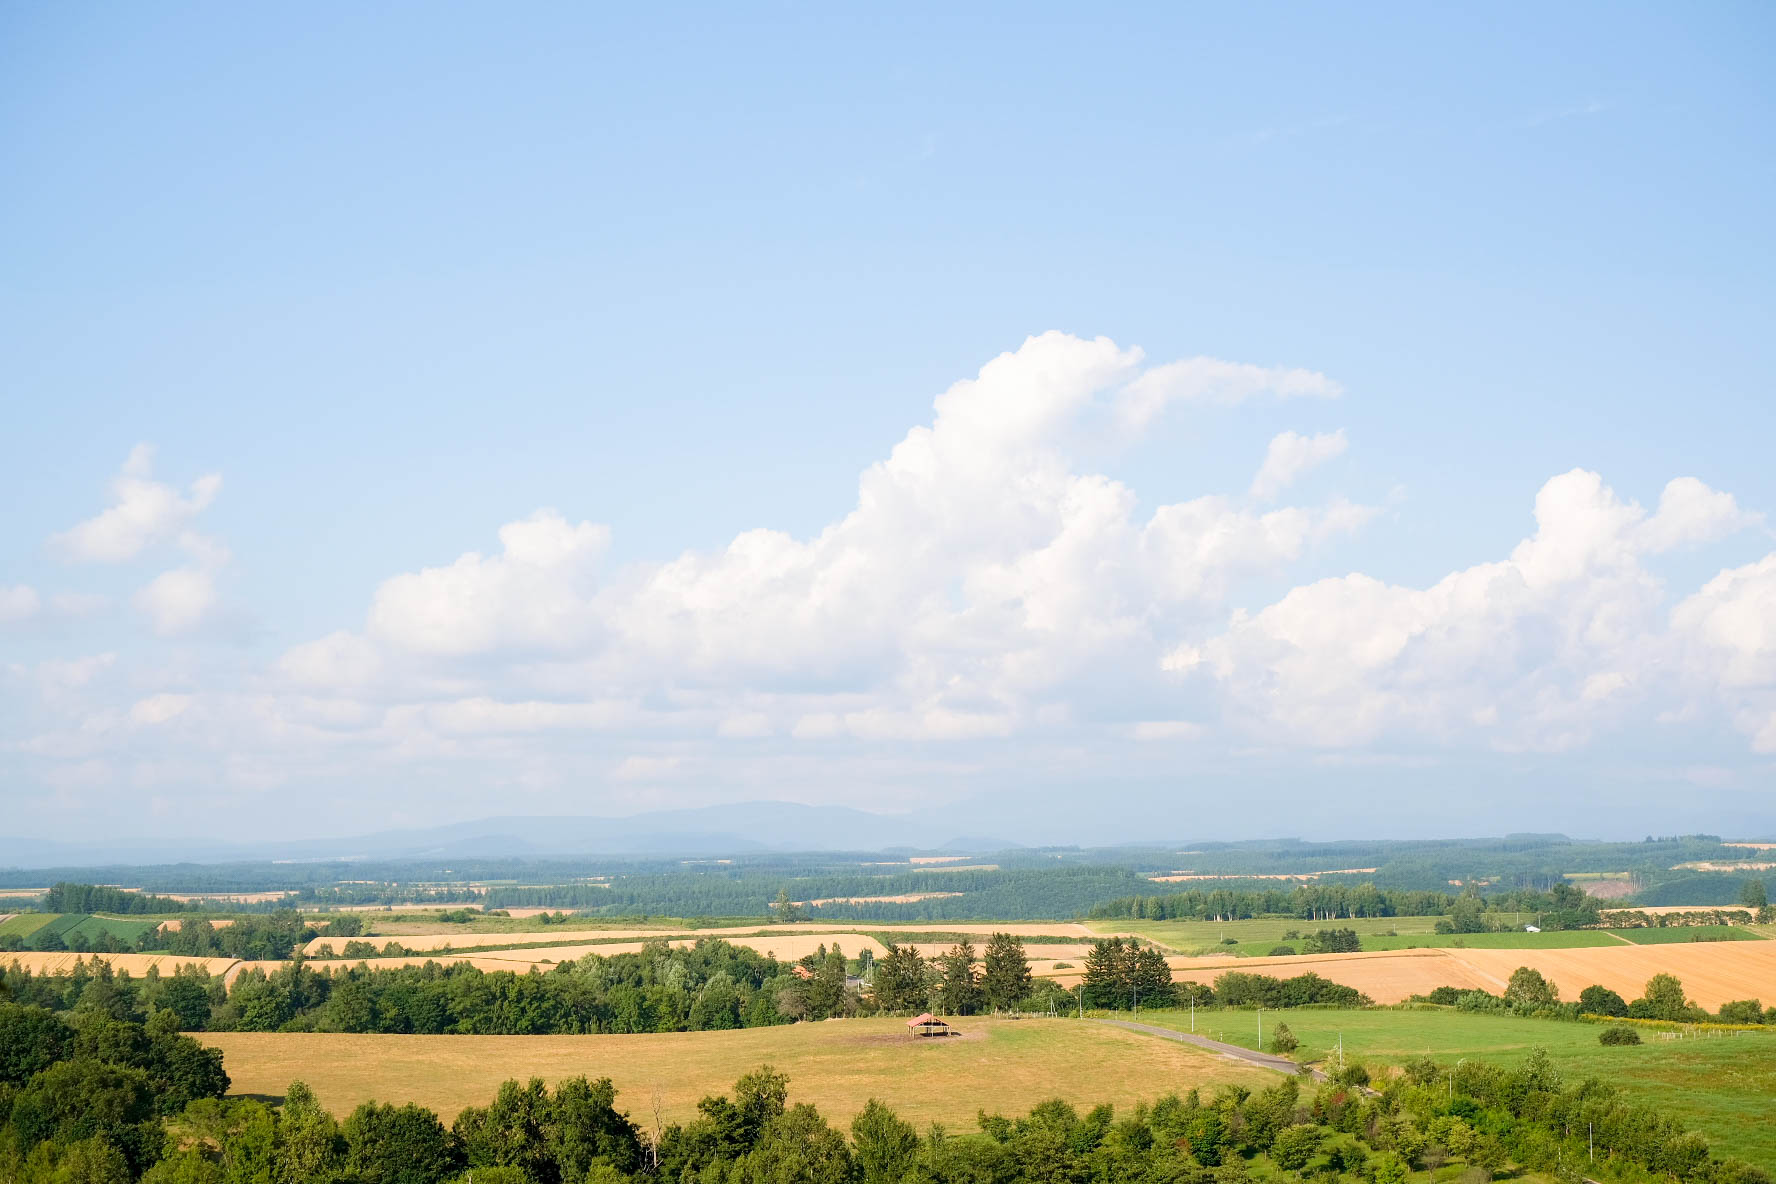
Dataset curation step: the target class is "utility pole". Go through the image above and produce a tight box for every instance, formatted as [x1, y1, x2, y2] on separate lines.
[1589, 1122, 1594, 1163]
[1257, 1006, 1263, 1049]
[1190, 992, 1195, 1032]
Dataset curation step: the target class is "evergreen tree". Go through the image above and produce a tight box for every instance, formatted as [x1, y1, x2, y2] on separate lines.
[872, 943, 926, 1012]
[980, 932, 1032, 1012]
[937, 940, 981, 1015]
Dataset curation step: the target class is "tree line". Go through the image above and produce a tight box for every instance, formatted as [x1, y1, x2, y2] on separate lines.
[1414, 967, 1774, 1027]
[42, 884, 201, 915]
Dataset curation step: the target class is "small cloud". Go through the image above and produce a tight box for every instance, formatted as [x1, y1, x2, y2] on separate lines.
[51, 445, 222, 564]
[134, 568, 218, 636]
[1251, 429, 1349, 501]
[130, 693, 192, 726]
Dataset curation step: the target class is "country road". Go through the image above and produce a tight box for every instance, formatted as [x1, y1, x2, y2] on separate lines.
[1092, 1018, 1329, 1081]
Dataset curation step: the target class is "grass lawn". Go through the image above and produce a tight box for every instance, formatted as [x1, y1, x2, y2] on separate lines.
[1129, 1006, 1776, 1170]
[202, 1016, 1275, 1132]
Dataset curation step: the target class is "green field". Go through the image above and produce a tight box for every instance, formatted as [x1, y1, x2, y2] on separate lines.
[1610, 925, 1763, 944]
[0, 913, 57, 938]
[1131, 1006, 1776, 1170]
[63, 915, 162, 945]
[0, 913, 161, 949]
[1094, 914, 1547, 956]
[1089, 915, 1765, 957]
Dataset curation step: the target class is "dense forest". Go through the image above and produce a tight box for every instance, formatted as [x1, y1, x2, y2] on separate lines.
[40, 885, 201, 915]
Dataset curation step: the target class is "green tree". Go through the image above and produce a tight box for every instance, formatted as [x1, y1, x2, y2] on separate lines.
[1578, 984, 1628, 1017]
[770, 889, 804, 923]
[850, 1099, 918, 1184]
[547, 1076, 642, 1179]
[49, 1135, 134, 1184]
[342, 1102, 458, 1184]
[452, 1078, 553, 1184]
[7, 1059, 164, 1176]
[275, 1083, 343, 1184]
[0, 1003, 74, 1085]
[745, 1103, 853, 1182]
[980, 933, 1031, 1012]
[872, 944, 926, 1013]
[1637, 973, 1691, 1021]
[1131, 946, 1172, 1009]
[937, 940, 981, 1015]
[1082, 938, 1134, 1009]
[1740, 879, 1768, 909]
[1271, 1124, 1322, 1171]
[1503, 966, 1558, 1009]
[733, 1065, 790, 1145]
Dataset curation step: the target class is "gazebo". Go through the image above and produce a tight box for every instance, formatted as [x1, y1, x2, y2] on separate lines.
[906, 1012, 956, 1038]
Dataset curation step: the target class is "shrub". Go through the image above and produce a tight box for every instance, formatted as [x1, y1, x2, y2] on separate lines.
[1599, 1024, 1642, 1046]
[1334, 1061, 1370, 1087]
[1268, 1022, 1299, 1053]
[1268, 945, 1298, 957]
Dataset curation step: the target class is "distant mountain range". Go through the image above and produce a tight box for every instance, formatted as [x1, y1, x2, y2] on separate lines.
[0, 801, 1021, 868]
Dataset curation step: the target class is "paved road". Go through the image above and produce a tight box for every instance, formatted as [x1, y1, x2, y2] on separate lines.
[1093, 1018, 1329, 1081]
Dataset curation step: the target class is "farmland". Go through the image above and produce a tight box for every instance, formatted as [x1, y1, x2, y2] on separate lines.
[1131, 1006, 1776, 1170]
[0, 911, 162, 949]
[201, 1014, 1274, 1130]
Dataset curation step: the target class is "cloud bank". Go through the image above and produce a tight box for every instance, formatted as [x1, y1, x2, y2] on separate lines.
[6, 333, 1773, 832]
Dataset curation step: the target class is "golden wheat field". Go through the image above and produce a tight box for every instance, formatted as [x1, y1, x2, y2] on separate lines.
[201, 1015, 1271, 1128]
[1028, 943, 1776, 1011]
[3, 952, 241, 977]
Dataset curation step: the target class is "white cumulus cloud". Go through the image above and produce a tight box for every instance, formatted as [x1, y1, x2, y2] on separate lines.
[51, 444, 222, 563]
[1251, 429, 1348, 500]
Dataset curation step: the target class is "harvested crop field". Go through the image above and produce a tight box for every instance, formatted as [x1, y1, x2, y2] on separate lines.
[201, 1015, 1272, 1129]
[1040, 942, 1776, 1011]
[1446, 943, 1776, 1009]
[3, 952, 240, 977]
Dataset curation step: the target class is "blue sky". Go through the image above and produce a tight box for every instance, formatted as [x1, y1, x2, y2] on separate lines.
[3, 3, 1774, 843]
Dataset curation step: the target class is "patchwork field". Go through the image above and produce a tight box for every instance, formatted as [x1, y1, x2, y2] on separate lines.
[201, 1015, 1273, 1130]
[0, 913, 57, 938]
[0, 913, 162, 949]
[1132, 1007, 1776, 1169]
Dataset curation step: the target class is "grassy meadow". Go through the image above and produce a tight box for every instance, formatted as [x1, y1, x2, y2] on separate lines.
[1132, 1007, 1776, 1170]
[202, 1015, 1274, 1132]
[1095, 915, 1532, 956]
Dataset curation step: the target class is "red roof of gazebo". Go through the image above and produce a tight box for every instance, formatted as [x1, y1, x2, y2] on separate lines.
[907, 1012, 941, 1027]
